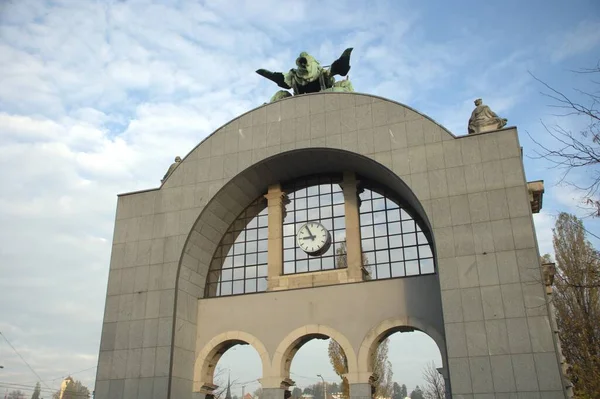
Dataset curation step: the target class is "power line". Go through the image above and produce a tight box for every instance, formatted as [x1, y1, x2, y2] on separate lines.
[0, 331, 53, 392]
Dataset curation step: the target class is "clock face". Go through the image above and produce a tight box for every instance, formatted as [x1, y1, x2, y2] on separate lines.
[297, 222, 331, 255]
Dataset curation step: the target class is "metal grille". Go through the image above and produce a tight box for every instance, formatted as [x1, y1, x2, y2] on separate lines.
[282, 175, 347, 274]
[359, 186, 435, 279]
[205, 197, 269, 297]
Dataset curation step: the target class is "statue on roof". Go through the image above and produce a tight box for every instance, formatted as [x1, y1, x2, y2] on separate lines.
[468, 98, 508, 134]
[256, 48, 355, 102]
[161, 156, 182, 183]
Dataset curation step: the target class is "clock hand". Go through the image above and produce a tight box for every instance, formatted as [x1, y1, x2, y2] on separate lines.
[304, 225, 316, 240]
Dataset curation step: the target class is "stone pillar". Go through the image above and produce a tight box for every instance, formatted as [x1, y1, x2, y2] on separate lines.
[261, 388, 286, 399]
[349, 383, 371, 399]
[341, 172, 363, 281]
[264, 184, 286, 290]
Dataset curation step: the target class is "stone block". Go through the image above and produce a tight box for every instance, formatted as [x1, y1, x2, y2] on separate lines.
[356, 103, 373, 130]
[443, 139, 463, 167]
[442, 289, 464, 322]
[511, 217, 536, 250]
[464, 164, 486, 193]
[496, 250, 520, 284]
[511, 353, 539, 391]
[373, 126, 392, 153]
[534, 353, 562, 390]
[140, 347, 156, 378]
[457, 255, 479, 288]
[449, 357, 472, 394]
[126, 348, 142, 378]
[461, 136, 482, 165]
[469, 356, 494, 393]
[408, 145, 427, 173]
[108, 379, 125, 399]
[426, 142, 445, 170]
[468, 192, 490, 223]
[491, 219, 515, 251]
[153, 377, 169, 399]
[438, 257, 459, 290]
[107, 270, 122, 296]
[450, 195, 471, 225]
[124, 379, 139, 399]
[528, 316, 555, 352]
[502, 157, 526, 187]
[111, 349, 128, 379]
[357, 128, 374, 155]
[429, 169, 449, 199]
[501, 284, 526, 318]
[104, 295, 120, 323]
[516, 248, 541, 283]
[485, 319, 510, 355]
[453, 224, 475, 256]
[128, 320, 144, 349]
[490, 355, 516, 392]
[481, 285, 505, 320]
[461, 287, 484, 322]
[446, 166, 468, 196]
[100, 322, 117, 351]
[434, 226, 455, 258]
[430, 198, 452, 228]
[340, 107, 357, 133]
[94, 380, 110, 399]
[522, 282, 547, 317]
[97, 351, 113, 380]
[506, 186, 530, 218]
[391, 148, 410, 176]
[465, 321, 488, 356]
[483, 160, 505, 191]
[476, 253, 499, 286]
[118, 294, 134, 321]
[143, 319, 159, 348]
[406, 119, 425, 146]
[158, 317, 173, 346]
[310, 112, 326, 138]
[410, 172, 431, 200]
[145, 291, 161, 319]
[389, 122, 408, 149]
[506, 317, 532, 353]
[155, 346, 171, 377]
[487, 189, 510, 220]
[478, 133, 501, 162]
[445, 322, 468, 358]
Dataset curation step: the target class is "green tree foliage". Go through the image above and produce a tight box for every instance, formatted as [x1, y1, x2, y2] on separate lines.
[400, 384, 408, 398]
[409, 386, 424, 399]
[291, 387, 302, 398]
[392, 382, 404, 399]
[552, 212, 600, 398]
[31, 383, 41, 399]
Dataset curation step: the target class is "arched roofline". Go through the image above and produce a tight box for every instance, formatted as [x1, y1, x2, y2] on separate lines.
[160, 92, 457, 187]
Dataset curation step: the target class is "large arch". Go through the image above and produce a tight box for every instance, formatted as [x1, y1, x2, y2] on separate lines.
[193, 330, 271, 393]
[357, 317, 447, 375]
[271, 324, 359, 384]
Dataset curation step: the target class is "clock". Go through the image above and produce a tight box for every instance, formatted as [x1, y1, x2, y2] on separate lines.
[297, 222, 331, 256]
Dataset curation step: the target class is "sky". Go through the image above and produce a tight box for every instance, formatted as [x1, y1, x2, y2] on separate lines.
[0, 0, 599, 396]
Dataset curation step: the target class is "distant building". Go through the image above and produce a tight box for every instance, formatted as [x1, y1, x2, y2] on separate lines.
[244, 393, 253, 399]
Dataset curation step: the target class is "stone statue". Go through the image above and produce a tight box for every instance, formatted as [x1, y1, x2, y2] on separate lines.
[161, 156, 181, 183]
[257, 48, 355, 102]
[468, 98, 508, 134]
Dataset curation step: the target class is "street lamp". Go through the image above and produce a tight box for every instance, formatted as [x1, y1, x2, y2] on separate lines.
[317, 374, 326, 399]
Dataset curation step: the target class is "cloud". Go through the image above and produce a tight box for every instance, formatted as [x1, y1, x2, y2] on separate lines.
[551, 19, 600, 62]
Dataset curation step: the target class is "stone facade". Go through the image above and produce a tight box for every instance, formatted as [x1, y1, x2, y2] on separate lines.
[95, 92, 567, 399]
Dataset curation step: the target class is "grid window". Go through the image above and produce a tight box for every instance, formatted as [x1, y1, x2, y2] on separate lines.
[359, 186, 435, 280]
[283, 175, 347, 274]
[205, 197, 268, 297]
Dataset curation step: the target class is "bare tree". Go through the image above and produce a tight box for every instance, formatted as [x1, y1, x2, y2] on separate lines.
[528, 62, 600, 216]
[328, 339, 350, 398]
[421, 362, 444, 399]
[552, 212, 600, 397]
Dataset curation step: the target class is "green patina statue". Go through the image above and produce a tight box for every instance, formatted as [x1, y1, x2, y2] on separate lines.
[256, 48, 355, 103]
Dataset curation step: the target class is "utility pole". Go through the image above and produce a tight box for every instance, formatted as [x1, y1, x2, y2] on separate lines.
[242, 385, 246, 399]
[317, 374, 326, 399]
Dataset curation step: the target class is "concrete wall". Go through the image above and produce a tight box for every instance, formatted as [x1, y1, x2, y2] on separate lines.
[95, 92, 566, 399]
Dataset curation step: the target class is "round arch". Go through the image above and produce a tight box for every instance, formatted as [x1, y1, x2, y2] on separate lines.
[272, 324, 359, 382]
[193, 330, 271, 392]
[357, 317, 447, 375]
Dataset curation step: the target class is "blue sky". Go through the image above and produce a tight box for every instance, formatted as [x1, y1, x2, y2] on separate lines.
[0, 0, 599, 396]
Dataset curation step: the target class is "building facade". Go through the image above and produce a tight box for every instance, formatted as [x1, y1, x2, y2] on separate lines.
[94, 92, 567, 399]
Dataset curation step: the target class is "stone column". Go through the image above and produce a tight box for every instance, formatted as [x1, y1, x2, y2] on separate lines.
[264, 184, 286, 290]
[261, 388, 286, 399]
[341, 172, 363, 281]
[349, 383, 372, 399]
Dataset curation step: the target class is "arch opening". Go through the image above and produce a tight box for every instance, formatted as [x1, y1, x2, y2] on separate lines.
[193, 332, 270, 396]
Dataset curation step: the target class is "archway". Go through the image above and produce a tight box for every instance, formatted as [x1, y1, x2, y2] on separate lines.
[358, 318, 448, 399]
[193, 331, 271, 396]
